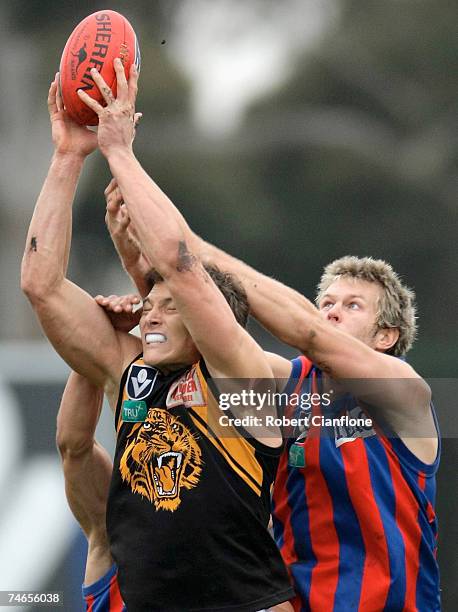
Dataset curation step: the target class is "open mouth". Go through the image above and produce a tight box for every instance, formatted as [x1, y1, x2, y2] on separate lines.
[152, 451, 182, 496]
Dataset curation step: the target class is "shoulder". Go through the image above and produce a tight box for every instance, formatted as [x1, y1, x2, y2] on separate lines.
[105, 331, 142, 402]
[118, 331, 143, 367]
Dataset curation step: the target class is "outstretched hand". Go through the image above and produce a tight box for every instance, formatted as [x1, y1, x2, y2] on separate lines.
[77, 59, 140, 159]
[48, 73, 97, 158]
[95, 293, 142, 333]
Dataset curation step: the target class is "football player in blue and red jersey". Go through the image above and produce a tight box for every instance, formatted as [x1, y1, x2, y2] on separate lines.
[107, 187, 440, 611]
[197, 254, 440, 612]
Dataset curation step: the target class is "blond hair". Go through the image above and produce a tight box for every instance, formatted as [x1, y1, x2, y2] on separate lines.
[316, 256, 417, 356]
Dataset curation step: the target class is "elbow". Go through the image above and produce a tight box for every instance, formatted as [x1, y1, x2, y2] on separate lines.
[152, 258, 175, 280]
[21, 278, 50, 306]
[21, 261, 59, 304]
[21, 248, 39, 299]
[20, 259, 36, 299]
[156, 238, 199, 279]
[56, 428, 93, 460]
[21, 273, 43, 303]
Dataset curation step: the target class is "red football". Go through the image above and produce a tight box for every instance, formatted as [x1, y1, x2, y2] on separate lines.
[59, 10, 141, 125]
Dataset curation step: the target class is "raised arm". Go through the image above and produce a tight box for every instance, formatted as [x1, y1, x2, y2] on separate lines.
[21, 75, 139, 401]
[201, 241, 319, 349]
[104, 196, 294, 381]
[201, 223, 435, 463]
[83, 65, 421, 383]
[200, 244, 430, 394]
[79, 61, 273, 383]
[104, 177, 152, 297]
[56, 372, 113, 585]
[201, 236, 435, 447]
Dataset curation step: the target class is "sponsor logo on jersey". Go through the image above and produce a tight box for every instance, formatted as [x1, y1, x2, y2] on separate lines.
[334, 405, 376, 447]
[122, 400, 148, 422]
[166, 366, 205, 408]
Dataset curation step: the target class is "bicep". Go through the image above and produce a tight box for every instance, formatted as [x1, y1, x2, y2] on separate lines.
[32, 279, 125, 387]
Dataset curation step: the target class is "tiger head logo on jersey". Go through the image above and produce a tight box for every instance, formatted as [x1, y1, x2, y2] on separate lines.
[119, 408, 203, 511]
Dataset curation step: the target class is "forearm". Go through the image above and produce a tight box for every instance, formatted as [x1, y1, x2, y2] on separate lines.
[63, 208, 72, 277]
[21, 152, 84, 298]
[62, 442, 113, 541]
[57, 374, 111, 538]
[113, 237, 152, 297]
[107, 150, 200, 276]
[105, 145, 318, 350]
[201, 240, 319, 349]
[124, 258, 153, 297]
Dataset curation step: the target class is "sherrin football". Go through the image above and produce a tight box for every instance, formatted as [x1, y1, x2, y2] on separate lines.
[59, 10, 141, 125]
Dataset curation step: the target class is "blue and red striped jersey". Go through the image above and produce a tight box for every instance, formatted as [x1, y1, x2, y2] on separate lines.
[83, 564, 126, 612]
[272, 356, 440, 612]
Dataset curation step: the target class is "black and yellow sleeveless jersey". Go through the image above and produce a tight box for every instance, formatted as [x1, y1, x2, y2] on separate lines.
[106, 354, 293, 612]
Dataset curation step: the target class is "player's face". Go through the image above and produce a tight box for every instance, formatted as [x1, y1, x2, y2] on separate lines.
[140, 283, 200, 372]
[318, 277, 382, 348]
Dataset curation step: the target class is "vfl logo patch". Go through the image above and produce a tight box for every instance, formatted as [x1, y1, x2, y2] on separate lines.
[126, 364, 158, 400]
[166, 366, 205, 408]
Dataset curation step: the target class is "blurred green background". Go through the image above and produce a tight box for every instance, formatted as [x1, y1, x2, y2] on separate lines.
[0, 0, 456, 609]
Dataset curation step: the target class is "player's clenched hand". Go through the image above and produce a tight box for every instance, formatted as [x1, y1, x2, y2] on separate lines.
[48, 73, 97, 158]
[95, 293, 142, 333]
[77, 58, 140, 159]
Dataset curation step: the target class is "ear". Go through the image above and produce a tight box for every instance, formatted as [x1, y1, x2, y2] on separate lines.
[374, 327, 399, 352]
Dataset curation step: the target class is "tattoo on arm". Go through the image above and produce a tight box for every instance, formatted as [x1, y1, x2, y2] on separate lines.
[176, 240, 197, 272]
[30, 237, 37, 252]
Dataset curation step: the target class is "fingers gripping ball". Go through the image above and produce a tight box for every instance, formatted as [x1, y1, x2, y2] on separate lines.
[59, 10, 141, 125]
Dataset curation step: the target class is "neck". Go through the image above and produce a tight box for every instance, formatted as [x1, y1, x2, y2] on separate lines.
[150, 359, 196, 376]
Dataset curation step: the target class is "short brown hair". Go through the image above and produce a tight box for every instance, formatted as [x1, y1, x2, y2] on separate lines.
[145, 264, 249, 328]
[316, 256, 417, 356]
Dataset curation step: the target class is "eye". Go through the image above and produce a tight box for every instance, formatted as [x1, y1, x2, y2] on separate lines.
[348, 302, 360, 310]
[143, 422, 151, 430]
[321, 301, 333, 310]
[167, 305, 177, 313]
